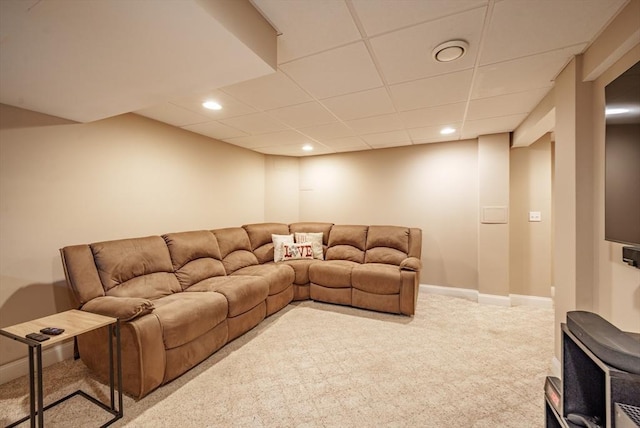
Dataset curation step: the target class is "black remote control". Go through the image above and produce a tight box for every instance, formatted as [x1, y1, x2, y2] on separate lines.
[26, 332, 50, 342]
[40, 327, 64, 335]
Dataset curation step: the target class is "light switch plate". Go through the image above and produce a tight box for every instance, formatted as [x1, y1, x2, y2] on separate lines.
[529, 211, 542, 222]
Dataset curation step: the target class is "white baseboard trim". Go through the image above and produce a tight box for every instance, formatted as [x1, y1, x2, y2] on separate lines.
[420, 284, 478, 301]
[420, 284, 554, 309]
[478, 293, 511, 307]
[0, 340, 74, 385]
[510, 294, 553, 309]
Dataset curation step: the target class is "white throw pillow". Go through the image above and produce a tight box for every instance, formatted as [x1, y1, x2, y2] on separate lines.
[272, 234, 294, 262]
[294, 232, 324, 260]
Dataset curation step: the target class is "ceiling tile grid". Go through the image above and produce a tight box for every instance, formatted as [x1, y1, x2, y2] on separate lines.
[127, 0, 626, 157]
[2, 0, 627, 157]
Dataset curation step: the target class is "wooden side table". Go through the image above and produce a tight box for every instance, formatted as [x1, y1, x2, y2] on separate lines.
[0, 309, 123, 427]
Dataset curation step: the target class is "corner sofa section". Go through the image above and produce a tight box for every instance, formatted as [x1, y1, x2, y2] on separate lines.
[60, 222, 422, 398]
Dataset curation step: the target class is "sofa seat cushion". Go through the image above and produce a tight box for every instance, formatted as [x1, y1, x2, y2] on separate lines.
[283, 259, 320, 285]
[187, 276, 269, 317]
[232, 263, 294, 296]
[309, 260, 359, 288]
[152, 292, 228, 350]
[352, 263, 402, 295]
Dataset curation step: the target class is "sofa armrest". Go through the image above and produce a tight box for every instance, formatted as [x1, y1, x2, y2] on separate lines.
[400, 257, 422, 272]
[81, 296, 154, 321]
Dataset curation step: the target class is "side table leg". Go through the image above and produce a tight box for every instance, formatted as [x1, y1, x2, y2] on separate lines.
[116, 320, 123, 418]
[28, 345, 35, 428]
[108, 324, 114, 409]
[36, 344, 43, 427]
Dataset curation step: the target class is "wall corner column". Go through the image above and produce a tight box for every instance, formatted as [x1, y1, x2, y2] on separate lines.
[553, 55, 596, 356]
[478, 133, 511, 304]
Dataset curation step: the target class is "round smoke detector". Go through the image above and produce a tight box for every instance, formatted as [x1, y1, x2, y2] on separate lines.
[432, 40, 469, 63]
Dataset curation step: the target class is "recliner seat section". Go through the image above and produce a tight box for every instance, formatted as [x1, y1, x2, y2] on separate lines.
[59, 222, 422, 399]
[241, 223, 295, 316]
[309, 225, 368, 306]
[352, 225, 422, 315]
[287, 222, 333, 300]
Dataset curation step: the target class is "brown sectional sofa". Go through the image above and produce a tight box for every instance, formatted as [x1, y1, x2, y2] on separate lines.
[60, 222, 422, 398]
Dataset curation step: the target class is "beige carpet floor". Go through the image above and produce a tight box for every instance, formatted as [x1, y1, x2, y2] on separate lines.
[0, 293, 554, 427]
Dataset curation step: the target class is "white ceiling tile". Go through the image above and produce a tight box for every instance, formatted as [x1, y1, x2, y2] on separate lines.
[346, 113, 404, 135]
[481, 0, 626, 65]
[321, 87, 396, 121]
[389, 70, 473, 111]
[219, 112, 288, 135]
[182, 121, 248, 140]
[268, 101, 337, 128]
[399, 102, 466, 128]
[461, 114, 528, 139]
[223, 135, 264, 149]
[472, 48, 581, 99]
[298, 122, 355, 141]
[371, 140, 413, 149]
[370, 7, 485, 84]
[280, 42, 383, 99]
[226, 129, 313, 149]
[252, 0, 360, 63]
[170, 90, 257, 120]
[409, 123, 462, 143]
[323, 136, 371, 151]
[220, 71, 312, 110]
[466, 88, 549, 121]
[361, 130, 412, 148]
[135, 103, 210, 127]
[352, 0, 487, 37]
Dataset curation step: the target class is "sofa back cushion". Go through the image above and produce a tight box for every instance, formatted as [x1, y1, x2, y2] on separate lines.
[326, 225, 368, 263]
[364, 226, 411, 266]
[243, 223, 290, 263]
[289, 222, 333, 245]
[163, 230, 226, 290]
[91, 236, 180, 300]
[212, 227, 259, 274]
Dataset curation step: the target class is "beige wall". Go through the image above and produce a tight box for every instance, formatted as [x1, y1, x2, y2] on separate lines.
[264, 155, 299, 222]
[0, 106, 266, 365]
[298, 141, 480, 289]
[509, 134, 553, 297]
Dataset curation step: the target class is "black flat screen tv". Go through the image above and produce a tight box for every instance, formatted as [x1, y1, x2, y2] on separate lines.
[604, 60, 640, 246]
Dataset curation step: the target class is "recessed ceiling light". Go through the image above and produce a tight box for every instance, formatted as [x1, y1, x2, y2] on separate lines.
[302, 144, 314, 152]
[605, 107, 630, 116]
[440, 127, 456, 135]
[202, 101, 222, 110]
[432, 40, 469, 63]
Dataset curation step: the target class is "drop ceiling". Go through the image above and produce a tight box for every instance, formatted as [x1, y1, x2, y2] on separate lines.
[0, 0, 629, 157]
